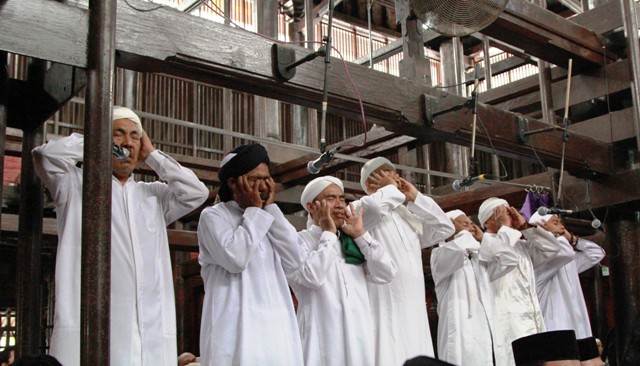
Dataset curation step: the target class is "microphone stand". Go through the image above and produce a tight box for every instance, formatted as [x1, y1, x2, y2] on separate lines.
[319, 0, 335, 153]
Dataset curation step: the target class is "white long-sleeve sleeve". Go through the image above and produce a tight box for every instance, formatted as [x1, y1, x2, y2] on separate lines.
[287, 230, 341, 289]
[521, 227, 562, 267]
[407, 193, 455, 248]
[198, 205, 274, 273]
[355, 184, 406, 229]
[574, 238, 605, 273]
[355, 233, 397, 284]
[478, 227, 520, 281]
[32, 133, 84, 204]
[431, 231, 479, 285]
[264, 203, 303, 273]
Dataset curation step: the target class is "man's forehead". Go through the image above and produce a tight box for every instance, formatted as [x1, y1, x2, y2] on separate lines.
[374, 164, 396, 172]
[113, 118, 139, 131]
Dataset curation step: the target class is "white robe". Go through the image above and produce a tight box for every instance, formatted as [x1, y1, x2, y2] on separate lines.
[535, 236, 605, 338]
[356, 185, 455, 365]
[197, 202, 304, 366]
[431, 230, 518, 366]
[32, 133, 208, 366]
[287, 226, 396, 366]
[480, 226, 561, 366]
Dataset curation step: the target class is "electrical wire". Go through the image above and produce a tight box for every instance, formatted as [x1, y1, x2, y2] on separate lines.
[123, 0, 165, 12]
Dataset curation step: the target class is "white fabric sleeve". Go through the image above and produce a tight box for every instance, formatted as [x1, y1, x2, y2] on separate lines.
[31, 133, 85, 205]
[574, 238, 605, 273]
[407, 193, 456, 248]
[355, 234, 397, 284]
[286, 230, 341, 289]
[354, 184, 406, 230]
[144, 150, 209, 224]
[521, 226, 562, 267]
[478, 227, 520, 281]
[197, 206, 274, 273]
[431, 230, 479, 285]
[534, 236, 576, 288]
[264, 203, 304, 273]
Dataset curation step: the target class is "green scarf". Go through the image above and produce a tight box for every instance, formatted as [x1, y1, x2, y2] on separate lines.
[338, 230, 366, 265]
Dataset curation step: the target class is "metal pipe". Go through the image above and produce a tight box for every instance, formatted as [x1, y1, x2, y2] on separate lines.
[15, 58, 46, 357]
[319, 0, 335, 152]
[621, 0, 640, 151]
[367, 0, 374, 69]
[0, 52, 7, 240]
[81, 0, 117, 364]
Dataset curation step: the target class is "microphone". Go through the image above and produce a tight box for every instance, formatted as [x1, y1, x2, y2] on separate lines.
[591, 218, 602, 229]
[452, 174, 487, 192]
[537, 206, 574, 216]
[112, 144, 131, 161]
[307, 148, 337, 174]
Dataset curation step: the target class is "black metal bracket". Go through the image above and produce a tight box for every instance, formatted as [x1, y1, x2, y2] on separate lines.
[515, 115, 570, 144]
[271, 43, 326, 81]
[421, 94, 474, 126]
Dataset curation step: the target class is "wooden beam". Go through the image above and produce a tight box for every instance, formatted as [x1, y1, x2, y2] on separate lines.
[569, 108, 637, 143]
[482, 0, 617, 71]
[464, 56, 534, 85]
[0, 0, 614, 175]
[433, 169, 640, 215]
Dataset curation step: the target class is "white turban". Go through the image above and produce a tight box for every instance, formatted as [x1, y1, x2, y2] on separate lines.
[113, 106, 143, 134]
[445, 209, 465, 221]
[360, 157, 395, 194]
[301, 176, 344, 212]
[478, 197, 509, 228]
[529, 212, 554, 226]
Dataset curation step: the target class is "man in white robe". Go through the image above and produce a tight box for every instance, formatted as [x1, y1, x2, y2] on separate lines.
[197, 144, 304, 366]
[529, 212, 605, 339]
[431, 209, 518, 366]
[357, 157, 455, 365]
[32, 107, 209, 366]
[287, 176, 396, 366]
[478, 197, 562, 366]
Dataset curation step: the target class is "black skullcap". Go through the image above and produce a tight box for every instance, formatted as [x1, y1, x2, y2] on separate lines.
[217, 144, 270, 202]
[403, 356, 455, 366]
[512, 330, 580, 366]
[577, 337, 600, 361]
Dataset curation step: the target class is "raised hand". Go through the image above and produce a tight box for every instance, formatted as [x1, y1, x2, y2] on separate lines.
[471, 223, 484, 242]
[494, 205, 511, 229]
[367, 170, 398, 193]
[232, 175, 263, 209]
[341, 203, 365, 238]
[264, 177, 276, 206]
[507, 206, 527, 230]
[138, 131, 156, 163]
[309, 199, 337, 233]
[398, 177, 419, 202]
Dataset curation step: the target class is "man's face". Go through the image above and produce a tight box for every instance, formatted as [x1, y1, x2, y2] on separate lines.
[540, 215, 565, 234]
[314, 183, 346, 226]
[112, 118, 141, 181]
[453, 214, 475, 235]
[230, 162, 272, 205]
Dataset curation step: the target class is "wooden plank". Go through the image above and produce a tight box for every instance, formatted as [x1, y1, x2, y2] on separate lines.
[0, 0, 88, 68]
[0, 0, 614, 174]
[569, 108, 636, 143]
[570, 0, 623, 35]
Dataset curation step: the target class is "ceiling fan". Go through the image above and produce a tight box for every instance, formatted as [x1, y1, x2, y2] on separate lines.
[410, 0, 509, 37]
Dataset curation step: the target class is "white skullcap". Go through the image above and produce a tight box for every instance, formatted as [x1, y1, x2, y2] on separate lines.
[113, 106, 142, 133]
[360, 157, 395, 194]
[529, 212, 554, 226]
[445, 209, 465, 221]
[478, 197, 509, 228]
[301, 176, 344, 212]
